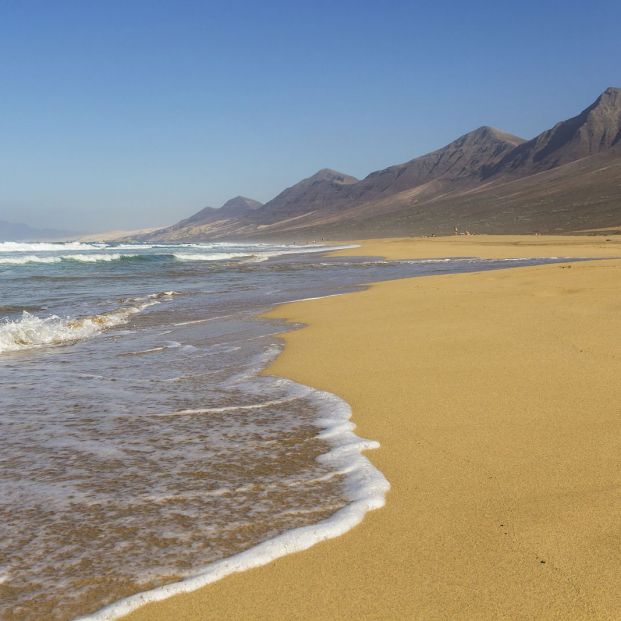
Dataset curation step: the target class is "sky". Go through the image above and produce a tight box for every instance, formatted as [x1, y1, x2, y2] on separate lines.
[0, 1, 620, 233]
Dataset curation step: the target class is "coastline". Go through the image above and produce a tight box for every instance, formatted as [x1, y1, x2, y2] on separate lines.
[77, 382, 389, 621]
[121, 235, 621, 620]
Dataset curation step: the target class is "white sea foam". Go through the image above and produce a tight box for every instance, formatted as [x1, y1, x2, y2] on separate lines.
[61, 253, 134, 263]
[0, 241, 103, 252]
[172, 314, 235, 326]
[169, 397, 298, 416]
[78, 381, 388, 621]
[0, 292, 175, 354]
[172, 244, 359, 263]
[0, 255, 61, 265]
[0, 242, 360, 267]
[0, 253, 137, 265]
[104, 244, 155, 250]
[173, 252, 252, 261]
[286, 293, 346, 304]
[241, 244, 359, 263]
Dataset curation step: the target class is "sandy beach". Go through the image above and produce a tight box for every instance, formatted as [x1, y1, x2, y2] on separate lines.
[123, 235, 621, 620]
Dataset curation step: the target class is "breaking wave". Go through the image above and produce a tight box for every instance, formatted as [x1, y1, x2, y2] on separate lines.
[0, 243, 359, 269]
[0, 241, 104, 252]
[0, 255, 60, 265]
[0, 292, 176, 354]
[172, 252, 252, 261]
[0, 254, 138, 265]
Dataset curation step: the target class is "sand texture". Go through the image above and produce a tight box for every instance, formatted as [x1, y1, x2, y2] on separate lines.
[123, 236, 621, 620]
[331, 234, 621, 260]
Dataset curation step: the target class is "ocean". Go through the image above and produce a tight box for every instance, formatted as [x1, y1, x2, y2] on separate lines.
[0, 241, 565, 620]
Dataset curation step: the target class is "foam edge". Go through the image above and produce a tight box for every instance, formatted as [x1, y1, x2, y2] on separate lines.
[77, 387, 388, 621]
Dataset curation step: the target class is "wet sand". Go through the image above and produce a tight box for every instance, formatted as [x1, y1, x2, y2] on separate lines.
[123, 236, 621, 620]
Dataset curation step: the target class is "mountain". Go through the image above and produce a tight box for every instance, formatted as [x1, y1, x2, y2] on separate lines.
[250, 169, 358, 224]
[485, 86, 621, 177]
[217, 196, 263, 216]
[306, 149, 621, 238]
[0, 220, 75, 241]
[138, 127, 523, 241]
[142, 196, 263, 242]
[350, 126, 524, 198]
[136, 87, 621, 241]
[178, 196, 262, 227]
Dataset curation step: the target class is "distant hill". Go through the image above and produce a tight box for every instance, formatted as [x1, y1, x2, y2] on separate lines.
[252, 169, 358, 224]
[181, 196, 263, 226]
[135, 87, 621, 241]
[142, 196, 264, 242]
[0, 220, 76, 241]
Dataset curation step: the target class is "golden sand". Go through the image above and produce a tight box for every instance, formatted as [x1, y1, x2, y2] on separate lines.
[333, 233, 621, 260]
[123, 236, 621, 620]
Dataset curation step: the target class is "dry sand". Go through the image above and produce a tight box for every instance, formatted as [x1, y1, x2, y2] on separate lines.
[123, 236, 621, 620]
[332, 233, 621, 260]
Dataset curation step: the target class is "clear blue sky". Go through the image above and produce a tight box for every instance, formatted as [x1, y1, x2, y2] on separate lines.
[1, 1, 619, 232]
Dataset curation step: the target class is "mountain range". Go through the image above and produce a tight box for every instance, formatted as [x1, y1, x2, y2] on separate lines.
[137, 87, 621, 242]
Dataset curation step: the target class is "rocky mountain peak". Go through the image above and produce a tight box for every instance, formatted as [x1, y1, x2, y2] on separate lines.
[597, 86, 621, 105]
[308, 169, 359, 184]
[466, 126, 525, 145]
[486, 87, 621, 177]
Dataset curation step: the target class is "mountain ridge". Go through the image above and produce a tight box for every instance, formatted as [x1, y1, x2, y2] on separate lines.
[143, 196, 264, 241]
[484, 86, 621, 178]
[135, 87, 621, 242]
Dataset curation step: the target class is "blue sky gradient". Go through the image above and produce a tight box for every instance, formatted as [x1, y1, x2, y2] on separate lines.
[1, 1, 619, 231]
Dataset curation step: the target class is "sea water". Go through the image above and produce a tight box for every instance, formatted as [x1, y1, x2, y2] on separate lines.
[0, 241, 567, 620]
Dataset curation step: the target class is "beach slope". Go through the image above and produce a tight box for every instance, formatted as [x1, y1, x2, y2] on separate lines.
[124, 236, 621, 620]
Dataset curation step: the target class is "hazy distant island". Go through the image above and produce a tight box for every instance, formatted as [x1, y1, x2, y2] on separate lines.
[0, 220, 77, 242]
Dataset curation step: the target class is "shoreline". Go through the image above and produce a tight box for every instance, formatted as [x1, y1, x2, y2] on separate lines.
[121, 235, 621, 620]
[78, 382, 388, 621]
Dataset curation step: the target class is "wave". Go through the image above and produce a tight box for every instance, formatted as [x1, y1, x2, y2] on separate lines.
[0, 253, 143, 265]
[0, 243, 360, 268]
[77, 385, 388, 621]
[109, 243, 246, 250]
[0, 292, 176, 354]
[172, 252, 252, 261]
[0, 255, 61, 265]
[63, 253, 134, 263]
[0, 241, 104, 252]
[0, 241, 335, 253]
[240, 244, 359, 263]
[0, 252, 248, 266]
[173, 244, 359, 263]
